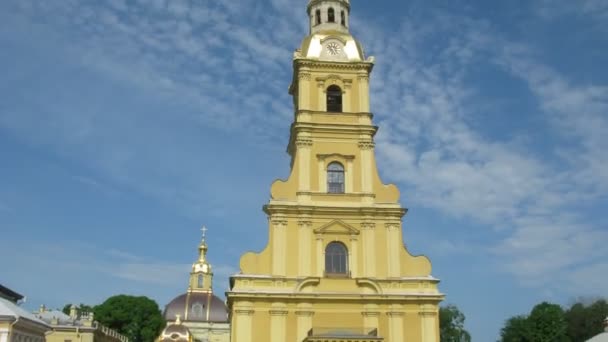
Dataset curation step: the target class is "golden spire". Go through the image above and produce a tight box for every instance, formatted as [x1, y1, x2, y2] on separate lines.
[189, 225, 214, 292]
[197, 226, 210, 268]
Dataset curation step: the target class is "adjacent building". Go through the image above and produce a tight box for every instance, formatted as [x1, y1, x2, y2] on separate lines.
[35, 305, 128, 342]
[0, 285, 48, 342]
[163, 231, 230, 342]
[226, 0, 444, 341]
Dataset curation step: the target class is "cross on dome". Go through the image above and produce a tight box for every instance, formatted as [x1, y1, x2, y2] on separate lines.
[200, 225, 207, 241]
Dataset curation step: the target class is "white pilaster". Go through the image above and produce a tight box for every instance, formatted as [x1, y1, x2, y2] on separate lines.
[386, 222, 401, 277]
[388, 312, 404, 342]
[296, 137, 313, 194]
[358, 74, 370, 112]
[420, 310, 438, 342]
[296, 309, 314, 342]
[298, 218, 312, 276]
[298, 72, 311, 110]
[270, 308, 288, 342]
[233, 309, 254, 342]
[350, 235, 358, 278]
[272, 216, 288, 276]
[362, 221, 376, 277]
[316, 234, 324, 276]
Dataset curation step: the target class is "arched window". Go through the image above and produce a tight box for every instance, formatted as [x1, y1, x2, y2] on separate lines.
[197, 274, 204, 288]
[325, 242, 348, 275]
[326, 85, 342, 112]
[341, 11, 346, 26]
[327, 162, 345, 193]
[315, 9, 321, 25]
[328, 8, 335, 23]
[191, 303, 204, 318]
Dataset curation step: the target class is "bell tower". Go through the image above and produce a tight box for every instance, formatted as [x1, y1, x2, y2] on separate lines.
[227, 1, 443, 341]
[307, 0, 350, 34]
[189, 226, 213, 293]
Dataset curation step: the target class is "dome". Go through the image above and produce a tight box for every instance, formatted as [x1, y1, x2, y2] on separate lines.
[298, 32, 366, 62]
[159, 321, 192, 342]
[164, 292, 228, 323]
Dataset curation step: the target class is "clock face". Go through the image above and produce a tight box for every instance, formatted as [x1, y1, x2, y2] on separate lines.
[326, 42, 342, 56]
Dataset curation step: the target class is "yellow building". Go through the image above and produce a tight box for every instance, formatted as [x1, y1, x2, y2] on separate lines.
[35, 305, 128, 342]
[163, 229, 230, 342]
[0, 286, 48, 342]
[226, 1, 444, 341]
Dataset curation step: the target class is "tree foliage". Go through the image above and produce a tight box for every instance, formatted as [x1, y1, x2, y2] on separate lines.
[499, 299, 608, 342]
[440, 304, 472, 342]
[61, 303, 94, 316]
[525, 302, 568, 342]
[500, 315, 529, 342]
[565, 299, 608, 341]
[93, 295, 165, 342]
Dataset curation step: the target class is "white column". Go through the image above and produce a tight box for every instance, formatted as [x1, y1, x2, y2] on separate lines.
[296, 138, 313, 194]
[420, 311, 438, 342]
[296, 310, 315, 342]
[350, 235, 358, 278]
[316, 234, 324, 276]
[362, 222, 376, 277]
[233, 309, 254, 342]
[318, 158, 326, 192]
[358, 74, 370, 112]
[362, 312, 379, 335]
[272, 217, 288, 276]
[318, 80, 326, 112]
[343, 80, 352, 112]
[270, 309, 288, 342]
[359, 141, 374, 194]
[298, 72, 311, 110]
[388, 312, 404, 342]
[298, 218, 312, 276]
[386, 222, 401, 277]
[346, 158, 354, 193]
[0, 330, 9, 342]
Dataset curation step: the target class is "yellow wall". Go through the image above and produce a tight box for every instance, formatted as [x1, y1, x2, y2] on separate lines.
[227, 5, 443, 341]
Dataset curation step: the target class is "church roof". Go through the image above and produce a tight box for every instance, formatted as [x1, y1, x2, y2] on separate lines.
[0, 284, 24, 303]
[0, 297, 49, 327]
[164, 292, 228, 323]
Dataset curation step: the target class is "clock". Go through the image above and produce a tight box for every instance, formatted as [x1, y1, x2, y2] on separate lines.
[326, 42, 342, 56]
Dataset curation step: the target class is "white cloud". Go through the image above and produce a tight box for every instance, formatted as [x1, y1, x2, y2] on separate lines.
[1, 0, 606, 297]
[358, 8, 608, 293]
[535, 0, 608, 21]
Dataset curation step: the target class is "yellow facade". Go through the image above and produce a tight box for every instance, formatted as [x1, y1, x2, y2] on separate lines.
[36, 306, 127, 342]
[227, 1, 443, 341]
[0, 321, 47, 342]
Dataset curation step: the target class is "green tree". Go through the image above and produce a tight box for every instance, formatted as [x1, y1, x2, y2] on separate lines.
[565, 299, 608, 341]
[94, 295, 165, 342]
[439, 304, 472, 342]
[524, 302, 568, 342]
[500, 315, 529, 342]
[61, 303, 95, 316]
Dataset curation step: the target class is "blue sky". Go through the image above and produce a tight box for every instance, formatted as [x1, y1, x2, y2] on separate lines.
[0, 0, 607, 340]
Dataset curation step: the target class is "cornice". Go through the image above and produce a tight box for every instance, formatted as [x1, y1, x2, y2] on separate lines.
[294, 58, 373, 72]
[226, 291, 444, 302]
[307, 0, 351, 13]
[291, 122, 378, 135]
[263, 203, 406, 218]
[296, 109, 374, 120]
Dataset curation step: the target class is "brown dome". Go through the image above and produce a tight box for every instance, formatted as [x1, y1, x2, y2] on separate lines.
[164, 292, 228, 323]
[159, 322, 192, 342]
